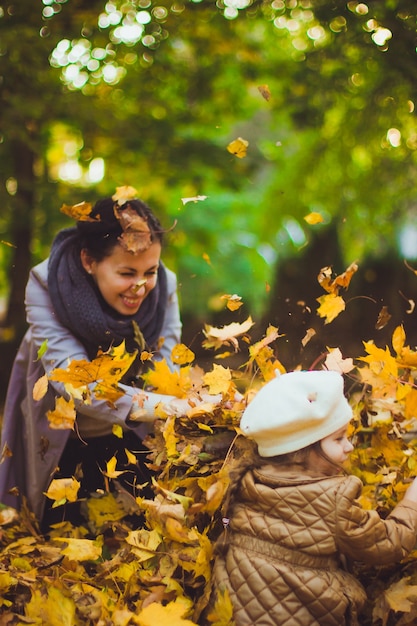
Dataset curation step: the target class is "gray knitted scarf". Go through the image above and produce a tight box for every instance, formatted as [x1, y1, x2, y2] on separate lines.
[47, 228, 168, 375]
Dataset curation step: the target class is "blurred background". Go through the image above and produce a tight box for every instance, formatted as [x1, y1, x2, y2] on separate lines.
[1, 0, 417, 400]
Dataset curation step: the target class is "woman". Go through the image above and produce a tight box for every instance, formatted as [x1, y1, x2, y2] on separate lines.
[207, 370, 417, 626]
[0, 190, 185, 528]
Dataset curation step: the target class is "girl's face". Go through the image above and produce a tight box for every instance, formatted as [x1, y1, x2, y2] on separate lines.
[320, 425, 354, 465]
[80, 241, 161, 316]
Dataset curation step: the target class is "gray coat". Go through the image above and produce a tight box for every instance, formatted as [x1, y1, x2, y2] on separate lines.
[0, 258, 182, 519]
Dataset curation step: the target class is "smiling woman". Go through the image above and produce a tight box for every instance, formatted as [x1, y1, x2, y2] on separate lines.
[0, 188, 187, 532]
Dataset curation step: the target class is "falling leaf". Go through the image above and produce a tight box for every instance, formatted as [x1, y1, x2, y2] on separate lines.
[141, 358, 192, 397]
[202, 252, 212, 266]
[44, 477, 80, 505]
[112, 424, 123, 439]
[60, 201, 94, 221]
[301, 328, 316, 347]
[316, 293, 346, 324]
[171, 344, 195, 366]
[103, 455, 126, 479]
[49, 341, 137, 408]
[317, 262, 358, 295]
[304, 211, 324, 225]
[324, 347, 354, 374]
[33, 374, 49, 401]
[0, 240, 16, 248]
[181, 195, 208, 205]
[227, 137, 248, 159]
[202, 317, 254, 351]
[37, 339, 48, 360]
[203, 365, 232, 395]
[46, 396, 76, 430]
[220, 293, 243, 311]
[375, 305, 392, 330]
[257, 84, 271, 101]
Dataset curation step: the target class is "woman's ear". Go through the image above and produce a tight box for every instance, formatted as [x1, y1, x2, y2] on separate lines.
[80, 248, 95, 275]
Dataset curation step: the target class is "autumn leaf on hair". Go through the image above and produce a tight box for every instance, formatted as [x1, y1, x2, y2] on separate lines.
[44, 477, 80, 506]
[141, 359, 192, 397]
[112, 186, 138, 204]
[202, 317, 254, 351]
[316, 293, 346, 324]
[304, 212, 324, 225]
[46, 396, 76, 430]
[60, 201, 94, 221]
[227, 137, 248, 159]
[220, 293, 243, 311]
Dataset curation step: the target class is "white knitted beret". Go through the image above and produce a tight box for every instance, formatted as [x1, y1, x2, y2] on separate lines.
[240, 370, 352, 457]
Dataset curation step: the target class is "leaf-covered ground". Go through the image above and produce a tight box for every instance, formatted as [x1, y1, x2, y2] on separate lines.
[2, 264, 417, 625]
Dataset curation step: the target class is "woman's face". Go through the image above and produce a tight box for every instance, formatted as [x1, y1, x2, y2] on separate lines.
[80, 241, 162, 316]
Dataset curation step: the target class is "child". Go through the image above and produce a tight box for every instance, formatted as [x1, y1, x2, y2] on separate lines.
[207, 370, 417, 626]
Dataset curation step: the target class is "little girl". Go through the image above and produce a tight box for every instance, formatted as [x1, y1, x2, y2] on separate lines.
[207, 370, 417, 626]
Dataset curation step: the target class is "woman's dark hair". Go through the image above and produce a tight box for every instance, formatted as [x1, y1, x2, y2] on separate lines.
[76, 197, 164, 261]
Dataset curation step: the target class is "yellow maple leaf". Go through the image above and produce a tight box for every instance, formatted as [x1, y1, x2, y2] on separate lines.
[44, 477, 80, 505]
[60, 201, 94, 221]
[304, 211, 324, 225]
[359, 341, 398, 379]
[171, 343, 195, 366]
[137, 598, 198, 626]
[324, 347, 354, 374]
[203, 364, 232, 395]
[202, 316, 254, 351]
[49, 341, 137, 407]
[141, 359, 192, 397]
[46, 396, 76, 430]
[53, 537, 103, 562]
[316, 293, 346, 324]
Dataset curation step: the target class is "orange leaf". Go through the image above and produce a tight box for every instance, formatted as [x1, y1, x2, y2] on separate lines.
[227, 137, 248, 159]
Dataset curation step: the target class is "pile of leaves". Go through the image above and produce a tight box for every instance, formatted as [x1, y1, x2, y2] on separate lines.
[2, 263, 417, 625]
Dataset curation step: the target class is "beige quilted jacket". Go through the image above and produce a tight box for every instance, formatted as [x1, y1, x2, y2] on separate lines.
[208, 463, 417, 626]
